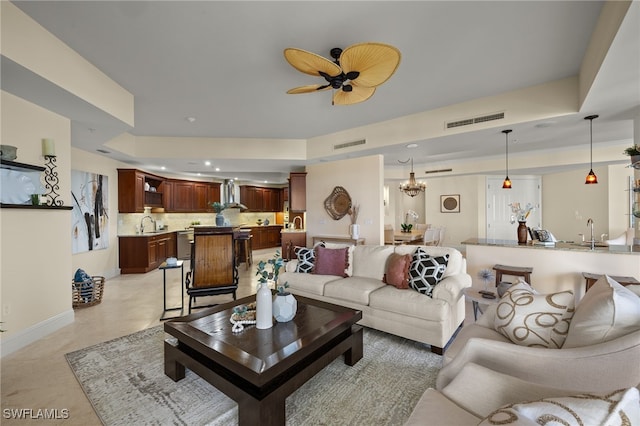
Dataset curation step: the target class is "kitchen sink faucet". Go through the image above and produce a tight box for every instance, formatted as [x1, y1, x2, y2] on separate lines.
[291, 216, 303, 230]
[141, 215, 156, 233]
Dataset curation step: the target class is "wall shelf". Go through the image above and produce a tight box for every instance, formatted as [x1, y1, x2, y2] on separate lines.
[0, 203, 72, 210]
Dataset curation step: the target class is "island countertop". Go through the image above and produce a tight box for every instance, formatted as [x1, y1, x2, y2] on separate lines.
[462, 238, 640, 255]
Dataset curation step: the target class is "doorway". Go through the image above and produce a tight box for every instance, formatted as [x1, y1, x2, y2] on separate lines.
[486, 176, 541, 240]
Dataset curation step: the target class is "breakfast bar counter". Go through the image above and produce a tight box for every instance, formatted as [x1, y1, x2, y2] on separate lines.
[462, 238, 640, 299]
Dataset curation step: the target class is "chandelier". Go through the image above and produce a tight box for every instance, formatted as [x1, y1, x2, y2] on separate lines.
[399, 158, 426, 197]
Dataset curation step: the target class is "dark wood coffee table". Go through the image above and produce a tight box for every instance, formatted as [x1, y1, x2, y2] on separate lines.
[164, 295, 363, 426]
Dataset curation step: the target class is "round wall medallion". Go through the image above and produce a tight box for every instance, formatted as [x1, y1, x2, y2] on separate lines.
[323, 186, 352, 220]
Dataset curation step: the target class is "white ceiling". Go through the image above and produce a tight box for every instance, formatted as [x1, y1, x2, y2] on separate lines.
[7, 1, 640, 184]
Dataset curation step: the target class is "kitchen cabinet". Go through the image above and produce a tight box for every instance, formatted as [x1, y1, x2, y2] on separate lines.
[240, 186, 282, 212]
[249, 225, 283, 250]
[119, 232, 177, 273]
[164, 180, 221, 213]
[118, 169, 165, 213]
[289, 172, 307, 212]
[281, 231, 306, 260]
[193, 182, 221, 212]
[171, 180, 194, 212]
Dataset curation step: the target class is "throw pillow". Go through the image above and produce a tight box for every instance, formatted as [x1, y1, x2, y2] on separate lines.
[313, 245, 349, 277]
[323, 242, 354, 276]
[383, 253, 412, 289]
[478, 387, 639, 426]
[563, 275, 640, 348]
[494, 282, 574, 348]
[294, 245, 318, 273]
[408, 247, 449, 297]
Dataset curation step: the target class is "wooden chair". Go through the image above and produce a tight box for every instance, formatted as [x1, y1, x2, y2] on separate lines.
[186, 231, 238, 313]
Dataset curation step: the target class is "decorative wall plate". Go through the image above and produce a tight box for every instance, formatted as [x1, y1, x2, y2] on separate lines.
[324, 186, 352, 220]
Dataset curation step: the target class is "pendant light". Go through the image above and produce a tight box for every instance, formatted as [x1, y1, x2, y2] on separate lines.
[399, 158, 426, 197]
[502, 129, 512, 189]
[584, 115, 598, 184]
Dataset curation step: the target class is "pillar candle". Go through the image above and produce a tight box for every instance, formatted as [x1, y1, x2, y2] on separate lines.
[42, 138, 56, 157]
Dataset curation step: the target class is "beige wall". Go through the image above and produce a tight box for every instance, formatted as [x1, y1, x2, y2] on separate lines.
[306, 155, 384, 245]
[70, 148, 122, 279]
[1, 91, 74, 356]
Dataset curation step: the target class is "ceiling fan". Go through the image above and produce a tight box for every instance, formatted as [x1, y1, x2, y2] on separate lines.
[283, 42, 401, 105]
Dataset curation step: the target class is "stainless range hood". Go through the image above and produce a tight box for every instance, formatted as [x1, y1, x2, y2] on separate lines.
[222, 179, 247, 209]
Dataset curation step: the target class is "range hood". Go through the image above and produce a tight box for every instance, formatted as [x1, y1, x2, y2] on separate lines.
[222, 179, 247, 209]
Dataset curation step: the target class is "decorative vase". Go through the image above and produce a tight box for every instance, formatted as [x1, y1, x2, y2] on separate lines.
[349, 224, 360, 239]
[255, 282, 273, 329]
[272, 293, 297, 322]
[215, 213, 225, 226]
[517, 221, 528, 244]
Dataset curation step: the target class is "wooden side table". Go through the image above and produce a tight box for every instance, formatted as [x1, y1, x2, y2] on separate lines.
[582, 272, 639, 292]
[159, 260, 185, 320]
[493, 264, 533, 286]
[462, 288, 499, 321]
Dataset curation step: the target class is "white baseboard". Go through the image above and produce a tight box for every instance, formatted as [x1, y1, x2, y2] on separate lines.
[0, 309, 74, 358]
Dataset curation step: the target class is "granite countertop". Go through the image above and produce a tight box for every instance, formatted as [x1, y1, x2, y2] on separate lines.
[462, 238, 640, 255]
[119, 229, 177, 237]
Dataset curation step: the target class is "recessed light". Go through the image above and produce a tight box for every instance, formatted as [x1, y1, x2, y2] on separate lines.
[161, 166, 166, 170]
[197, 173, 201, 176]
[215, 167, 220, 172]
[186, 117, 196, 123]
[204, 161, 211, 166]
[264, 180, 268, 183]
[406, 143, 418, 149]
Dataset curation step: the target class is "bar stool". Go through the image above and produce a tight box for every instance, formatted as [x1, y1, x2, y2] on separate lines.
[493, 264, 534, 286]
[582, 272, 639, 292]
[235, 234, 253, 271]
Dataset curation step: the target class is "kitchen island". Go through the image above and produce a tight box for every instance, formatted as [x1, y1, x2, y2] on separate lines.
[462, 238, 640, 299]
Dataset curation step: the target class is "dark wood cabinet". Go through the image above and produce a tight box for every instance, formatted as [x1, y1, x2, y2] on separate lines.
[118, 169, 148, 213]
[240, 186, 282, 212]
[172, 181, 194, 212]
[289, 172, 307, 212]
[119, 232, 177, 274]
[248, 226, 282, 250]
[281, 232, 306, 260]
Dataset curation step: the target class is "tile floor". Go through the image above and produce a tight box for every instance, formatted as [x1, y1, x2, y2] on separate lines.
[1, 248, 474, 425]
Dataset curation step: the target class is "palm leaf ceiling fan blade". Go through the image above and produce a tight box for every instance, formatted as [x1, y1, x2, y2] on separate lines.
[284, 48, 342, 77]
[340, 43, 401, 88]
[333, 86, 376, 106]
[287, 84, 331, 94]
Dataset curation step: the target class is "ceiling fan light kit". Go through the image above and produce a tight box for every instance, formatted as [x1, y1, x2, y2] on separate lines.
[284, 42, 401, 105]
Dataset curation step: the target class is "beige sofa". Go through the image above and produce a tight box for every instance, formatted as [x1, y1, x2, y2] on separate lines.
[280, 244, 471, 354]
[405, 275, 640, 424]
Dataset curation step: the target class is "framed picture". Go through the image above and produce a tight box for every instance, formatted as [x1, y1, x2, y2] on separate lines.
[440, 194, 460, 213]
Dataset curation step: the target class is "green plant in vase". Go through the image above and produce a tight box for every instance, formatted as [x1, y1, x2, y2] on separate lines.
[623, 144, 640, 166]
[400, 223, 413, 233]
[211, 202, 228, 226]
[255, 250, 284, 289]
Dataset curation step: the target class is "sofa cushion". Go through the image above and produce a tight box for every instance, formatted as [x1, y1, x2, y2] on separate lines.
[324, 276, 386, 306]
[494, 282, 574, 348]
[279, 271, 341, 296]
[352, 245, 394, 280]
[408, 248, 449, 297]
[313, 245, 349, 277]
[294, 246, 316, 273]
[394, 245, 463, 278]
[369, 285, 448, 321]
[442, 363, 585, 419]
[563, 275, 640, 348]
[383, 253, 411, 289]
[478, 387, 639, 426]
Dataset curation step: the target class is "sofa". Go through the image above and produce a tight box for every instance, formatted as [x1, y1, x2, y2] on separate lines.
[405, 275, 640, 425]
[279, 243, 471, 354]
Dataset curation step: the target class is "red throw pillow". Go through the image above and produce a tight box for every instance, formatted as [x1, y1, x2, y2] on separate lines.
[383, 253, 411, 289]
[313, 246, 349, 277]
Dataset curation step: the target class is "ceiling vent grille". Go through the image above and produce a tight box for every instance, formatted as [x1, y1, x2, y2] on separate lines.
[424, 168, 453, 174]
[334, 139, 366, 150]
[446, 112, 505, 129]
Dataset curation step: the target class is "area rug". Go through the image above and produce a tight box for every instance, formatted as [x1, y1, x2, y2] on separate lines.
[65, 326, 441, 425]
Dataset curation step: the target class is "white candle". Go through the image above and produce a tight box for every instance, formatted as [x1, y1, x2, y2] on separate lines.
[42, 138, 56, 157]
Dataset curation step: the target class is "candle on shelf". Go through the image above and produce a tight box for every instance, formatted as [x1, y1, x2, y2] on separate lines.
[42, 138, 56, 157]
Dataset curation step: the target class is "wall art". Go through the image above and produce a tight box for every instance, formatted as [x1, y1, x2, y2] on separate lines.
[440, 194, 460, 213]
[71, 170, 108, 253]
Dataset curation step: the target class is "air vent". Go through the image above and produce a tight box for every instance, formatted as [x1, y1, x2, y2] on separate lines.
[446, 112, 505, 129]
[96, 149, 111, 154]
[333, 139, 366, 150]
[424, 168, 453, 174]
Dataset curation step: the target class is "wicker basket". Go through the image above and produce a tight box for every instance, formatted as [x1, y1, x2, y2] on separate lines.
[72, 276, 105, 308]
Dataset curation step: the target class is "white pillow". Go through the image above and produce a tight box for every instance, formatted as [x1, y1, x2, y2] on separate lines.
[478, 387, 640, 426]
[563, 275, 640, 348]
[494, 282, 574, 348]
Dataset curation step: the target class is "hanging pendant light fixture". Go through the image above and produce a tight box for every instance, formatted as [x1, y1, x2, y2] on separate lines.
[502, 129, 512, 189]
[399, 158, 426, 197]
[584, 115, 599, 184]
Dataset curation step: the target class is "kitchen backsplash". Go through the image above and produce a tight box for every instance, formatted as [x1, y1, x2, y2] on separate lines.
[118, 210, 278, 234]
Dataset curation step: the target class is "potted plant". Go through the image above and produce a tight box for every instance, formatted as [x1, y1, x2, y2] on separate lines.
[623, 144, 640, 166]
[211, 202, 228, 226]
[400, 223, 413, 233]
[348, 202, 359, 239]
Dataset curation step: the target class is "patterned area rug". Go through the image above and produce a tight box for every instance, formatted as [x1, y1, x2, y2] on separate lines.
[66, 326, 441, 425]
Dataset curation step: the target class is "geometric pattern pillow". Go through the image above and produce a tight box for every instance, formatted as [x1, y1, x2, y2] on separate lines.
[294, 246, 316, 273]
[478, 387, 640, 426]
[408, 248, 449, 297]
[494, 282, 574, 348]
